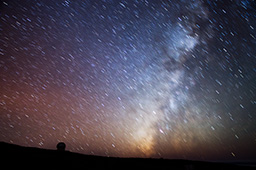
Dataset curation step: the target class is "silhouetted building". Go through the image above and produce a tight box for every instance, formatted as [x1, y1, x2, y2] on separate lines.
[56, 142, 66, 151]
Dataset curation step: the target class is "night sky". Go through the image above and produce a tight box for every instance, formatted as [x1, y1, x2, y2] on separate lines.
[1, 0, 256, 161]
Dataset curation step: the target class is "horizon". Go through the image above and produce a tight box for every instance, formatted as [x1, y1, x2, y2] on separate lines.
[2, 141, 256, 163]
[1, 0, 256, 162]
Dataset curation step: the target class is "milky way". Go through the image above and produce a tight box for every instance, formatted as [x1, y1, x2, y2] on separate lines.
[1, 0, 256, 161]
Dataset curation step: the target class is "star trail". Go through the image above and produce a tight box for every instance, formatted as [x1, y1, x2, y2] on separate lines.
[0, 0, 256, 161]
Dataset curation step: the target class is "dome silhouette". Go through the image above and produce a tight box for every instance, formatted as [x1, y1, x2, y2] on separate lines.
[56, 142, 66, 151]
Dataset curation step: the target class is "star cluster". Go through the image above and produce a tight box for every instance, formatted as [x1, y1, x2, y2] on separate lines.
[0, 0, 256, 161]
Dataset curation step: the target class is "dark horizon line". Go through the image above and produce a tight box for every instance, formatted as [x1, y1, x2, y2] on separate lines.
[1, 141, 255, 164]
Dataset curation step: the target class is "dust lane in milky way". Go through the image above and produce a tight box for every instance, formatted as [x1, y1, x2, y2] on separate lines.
[0, 0, 256, 161]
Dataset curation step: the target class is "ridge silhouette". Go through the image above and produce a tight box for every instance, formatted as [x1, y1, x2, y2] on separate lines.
[1, 142, 254, 169]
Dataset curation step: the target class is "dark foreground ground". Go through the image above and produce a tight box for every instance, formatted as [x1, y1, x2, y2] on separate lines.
[1, 142, 255, 169]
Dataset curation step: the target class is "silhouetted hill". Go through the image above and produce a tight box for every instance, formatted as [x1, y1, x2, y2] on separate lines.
[1, 142, 254, 169]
